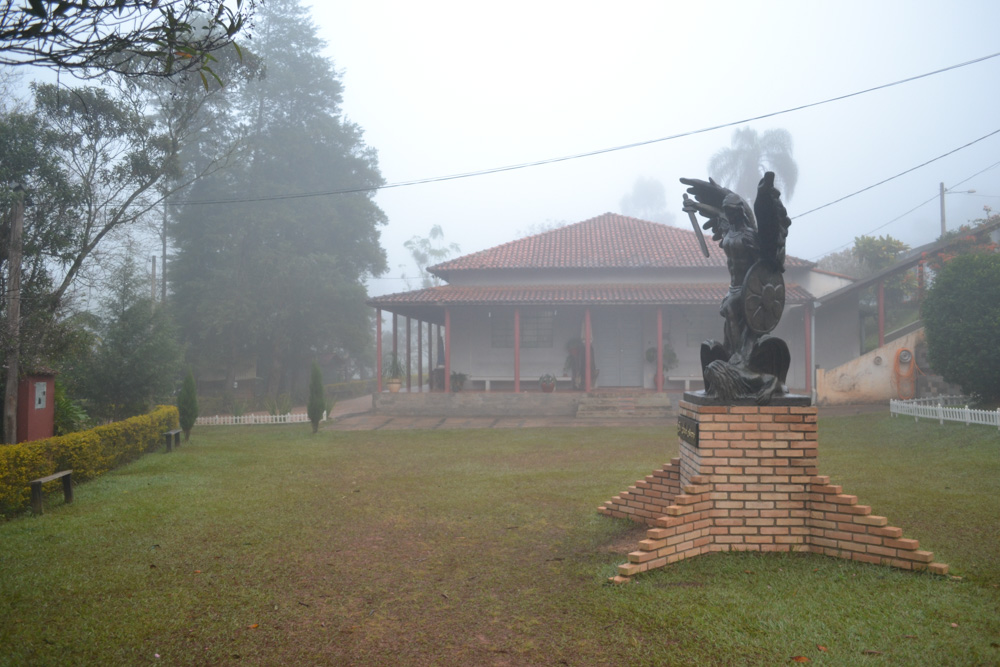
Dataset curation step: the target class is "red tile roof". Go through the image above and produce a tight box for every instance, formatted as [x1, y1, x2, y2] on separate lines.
[429, 212, 812, 277]
[368, 282, 814, 308]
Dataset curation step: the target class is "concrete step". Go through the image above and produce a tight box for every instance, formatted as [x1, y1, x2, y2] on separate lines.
[576, 392, 673, 419]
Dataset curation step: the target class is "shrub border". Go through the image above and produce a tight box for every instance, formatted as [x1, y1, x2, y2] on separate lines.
[0, 405, 178, 517]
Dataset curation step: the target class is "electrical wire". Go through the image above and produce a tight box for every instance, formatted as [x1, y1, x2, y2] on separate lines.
[793, 128, 1000, 219]
[807, 157, 1000, 259]
[173, 50, 1000, 207]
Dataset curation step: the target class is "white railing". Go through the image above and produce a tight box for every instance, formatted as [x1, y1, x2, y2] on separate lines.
[195, 411, 326, 426]
[890, 396, 1000, 429]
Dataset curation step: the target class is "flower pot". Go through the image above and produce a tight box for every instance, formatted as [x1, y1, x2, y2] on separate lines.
[387, 379, 402, 393]
[541, 382, 556, 393]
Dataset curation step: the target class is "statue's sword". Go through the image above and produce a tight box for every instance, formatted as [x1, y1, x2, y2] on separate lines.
[683, 193, 711, 258]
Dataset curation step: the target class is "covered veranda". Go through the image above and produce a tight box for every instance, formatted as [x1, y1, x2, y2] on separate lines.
[368, 283, 817, 394]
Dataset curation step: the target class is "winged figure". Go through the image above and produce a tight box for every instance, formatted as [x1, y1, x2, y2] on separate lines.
[680, 172, 793, 404]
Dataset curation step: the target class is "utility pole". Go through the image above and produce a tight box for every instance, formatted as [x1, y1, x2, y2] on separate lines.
[3, 186, 26, 444]
[161, 199, 168, 304]
[940, 182, 947, 238]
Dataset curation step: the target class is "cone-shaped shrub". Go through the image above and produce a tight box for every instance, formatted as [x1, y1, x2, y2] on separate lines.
[307, 362, 325, 434]
[178, 369, 199, 441]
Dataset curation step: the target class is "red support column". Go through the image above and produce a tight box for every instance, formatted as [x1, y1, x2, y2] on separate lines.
[877, 280, 885, 348]
[444, 309, 451, 393]
[656, 307, 664, 393]
[417, 320, 423, 392]
[585, 308, 592, 392]
[405, 317, 412, 392]
[804, 303, 813, 394]
[376, 308, 383, 394]
[392, 312, 398, 360]
[513, 308, 521, 393]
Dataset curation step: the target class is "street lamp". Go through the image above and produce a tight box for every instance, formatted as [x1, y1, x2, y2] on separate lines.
[939, 182, 976, 237]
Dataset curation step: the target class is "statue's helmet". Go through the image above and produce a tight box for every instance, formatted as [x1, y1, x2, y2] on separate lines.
[722, 192, 757, 231]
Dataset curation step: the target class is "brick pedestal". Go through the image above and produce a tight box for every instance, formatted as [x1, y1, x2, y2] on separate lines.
[599, 393, 948, 583]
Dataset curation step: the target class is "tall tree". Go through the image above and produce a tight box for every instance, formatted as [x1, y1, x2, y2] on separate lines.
[619, 176, 674, 224]
[170, 0, 387, 398]
[401, 225, 459, 288]
[66, 250, 182, 422]
[0, 0, 257, 81]
[708, 127, 798, 202]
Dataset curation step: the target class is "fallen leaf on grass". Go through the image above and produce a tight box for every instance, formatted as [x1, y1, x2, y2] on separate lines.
[862, 650, 882, 655]
[817, 645, 828, 652]
[950, 623, 959, 628]
[248, 624, 259, 629]
[791, 657, 810, 663]
[903, 635, 917, 639]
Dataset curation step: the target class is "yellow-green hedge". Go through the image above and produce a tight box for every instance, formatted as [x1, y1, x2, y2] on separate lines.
[0, 405, 178, 517]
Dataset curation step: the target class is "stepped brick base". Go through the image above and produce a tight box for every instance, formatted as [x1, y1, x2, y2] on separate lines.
[600, 394, 948, 583]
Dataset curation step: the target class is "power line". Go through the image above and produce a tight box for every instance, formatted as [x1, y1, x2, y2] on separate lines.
[806, 158, 1000, 259]
[793, 128, 1000, 219]
[175, 50, 1000, 207]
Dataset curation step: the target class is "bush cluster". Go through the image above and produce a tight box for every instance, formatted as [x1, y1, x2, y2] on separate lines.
[0, 405, 178, 517]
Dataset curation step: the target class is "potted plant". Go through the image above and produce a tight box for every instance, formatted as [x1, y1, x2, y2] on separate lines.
[645, 340, 678, 384]
[539, 373, 557, 393]
[384, 352, 406, 392]
[450, 371, 467, 392]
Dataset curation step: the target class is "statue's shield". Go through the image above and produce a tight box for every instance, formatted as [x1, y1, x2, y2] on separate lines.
[742, 261, 785, 334]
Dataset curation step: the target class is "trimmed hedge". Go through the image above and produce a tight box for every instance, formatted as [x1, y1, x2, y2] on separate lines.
[0, 405, 178, 518]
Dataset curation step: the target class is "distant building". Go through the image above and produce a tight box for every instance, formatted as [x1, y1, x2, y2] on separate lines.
[368, 213, 857, 393]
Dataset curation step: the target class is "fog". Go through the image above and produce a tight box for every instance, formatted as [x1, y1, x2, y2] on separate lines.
[307, 0, 1000, 295]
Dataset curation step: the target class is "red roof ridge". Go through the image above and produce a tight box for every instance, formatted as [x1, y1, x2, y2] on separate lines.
[429, 212, 812, 275]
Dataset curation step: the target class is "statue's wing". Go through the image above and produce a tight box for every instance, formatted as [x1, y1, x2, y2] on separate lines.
[753, 172, 791, 272]
[680, 177, 735, 242]
[680, 177, 731, 210]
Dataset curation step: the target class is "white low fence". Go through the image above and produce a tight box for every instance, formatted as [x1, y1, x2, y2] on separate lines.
[195, 411, 326, 426]
[890, 396, 1000, 429]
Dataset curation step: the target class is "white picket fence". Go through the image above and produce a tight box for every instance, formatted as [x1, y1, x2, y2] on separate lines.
[195, 411, 326, 426]
[890, 396, 1000, 429]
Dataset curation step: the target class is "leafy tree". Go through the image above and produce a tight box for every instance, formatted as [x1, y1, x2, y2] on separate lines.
[816, 247, 865, 278]
[708, 127, 798, 202]
[170, 0, 387, 399]
[307, 362, 324, 434]
[401, 225, 459, 288]
[177, 368, 198, 440]
[0, 0, 258, 81]
[852, 234, 910, 274]
[619, 176, 674, 224]
[68, 251, 182, 422]
[922, 252, 1000, 405]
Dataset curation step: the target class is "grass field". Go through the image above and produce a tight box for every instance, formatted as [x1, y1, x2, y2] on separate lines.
[1, 414, 997, 665]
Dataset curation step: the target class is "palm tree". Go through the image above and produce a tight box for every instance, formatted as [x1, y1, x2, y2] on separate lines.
[708, 127, 798, 202]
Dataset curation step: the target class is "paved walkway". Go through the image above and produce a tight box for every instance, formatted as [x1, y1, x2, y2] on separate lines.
[325, 394, 886, 431]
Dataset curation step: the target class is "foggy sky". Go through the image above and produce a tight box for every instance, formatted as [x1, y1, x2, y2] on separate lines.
[308, 0, 1000, 295]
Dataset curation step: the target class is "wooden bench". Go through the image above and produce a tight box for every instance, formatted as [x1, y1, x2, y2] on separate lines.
[30, 470, 73, 515]
[163, 429, 182, 452]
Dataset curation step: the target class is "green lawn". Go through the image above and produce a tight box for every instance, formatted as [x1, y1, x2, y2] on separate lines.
[1, 415, 997, 665]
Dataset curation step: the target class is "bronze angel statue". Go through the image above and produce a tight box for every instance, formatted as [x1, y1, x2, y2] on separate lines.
[680, 172, 792, 404]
